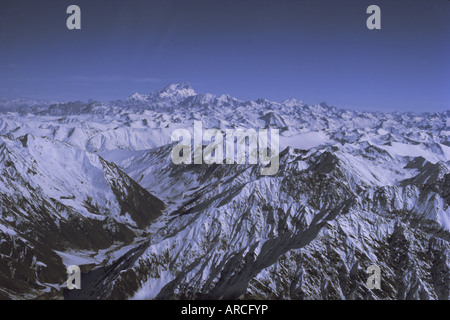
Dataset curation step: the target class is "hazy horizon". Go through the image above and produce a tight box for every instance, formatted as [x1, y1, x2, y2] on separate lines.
[1, 81, 450, 115]
[0, 0, 449, 112]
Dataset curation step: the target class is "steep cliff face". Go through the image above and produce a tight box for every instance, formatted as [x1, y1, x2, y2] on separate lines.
[0, 84, 448, 299]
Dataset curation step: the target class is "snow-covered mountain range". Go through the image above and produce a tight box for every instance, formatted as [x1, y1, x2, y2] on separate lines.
[0, 83, 448, 299]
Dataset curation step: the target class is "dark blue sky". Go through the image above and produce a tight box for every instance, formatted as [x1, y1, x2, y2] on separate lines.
[0, 0, 449, 112]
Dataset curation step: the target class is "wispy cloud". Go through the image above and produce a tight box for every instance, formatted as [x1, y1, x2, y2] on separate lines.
[0, 63, 19, 69]
[65, 75, 123, 82]
[64, 75, 161, 83]
[133, 77, 161, 83]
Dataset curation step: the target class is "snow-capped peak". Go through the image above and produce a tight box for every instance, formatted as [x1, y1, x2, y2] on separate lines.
[156, 83, 196, 100]
[126, 83, 196, 104]
[283, 98, 305, 107]
[127, 92, 149, 102]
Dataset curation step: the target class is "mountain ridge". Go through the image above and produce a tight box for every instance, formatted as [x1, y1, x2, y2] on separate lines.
[0, 83, 448, 300]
